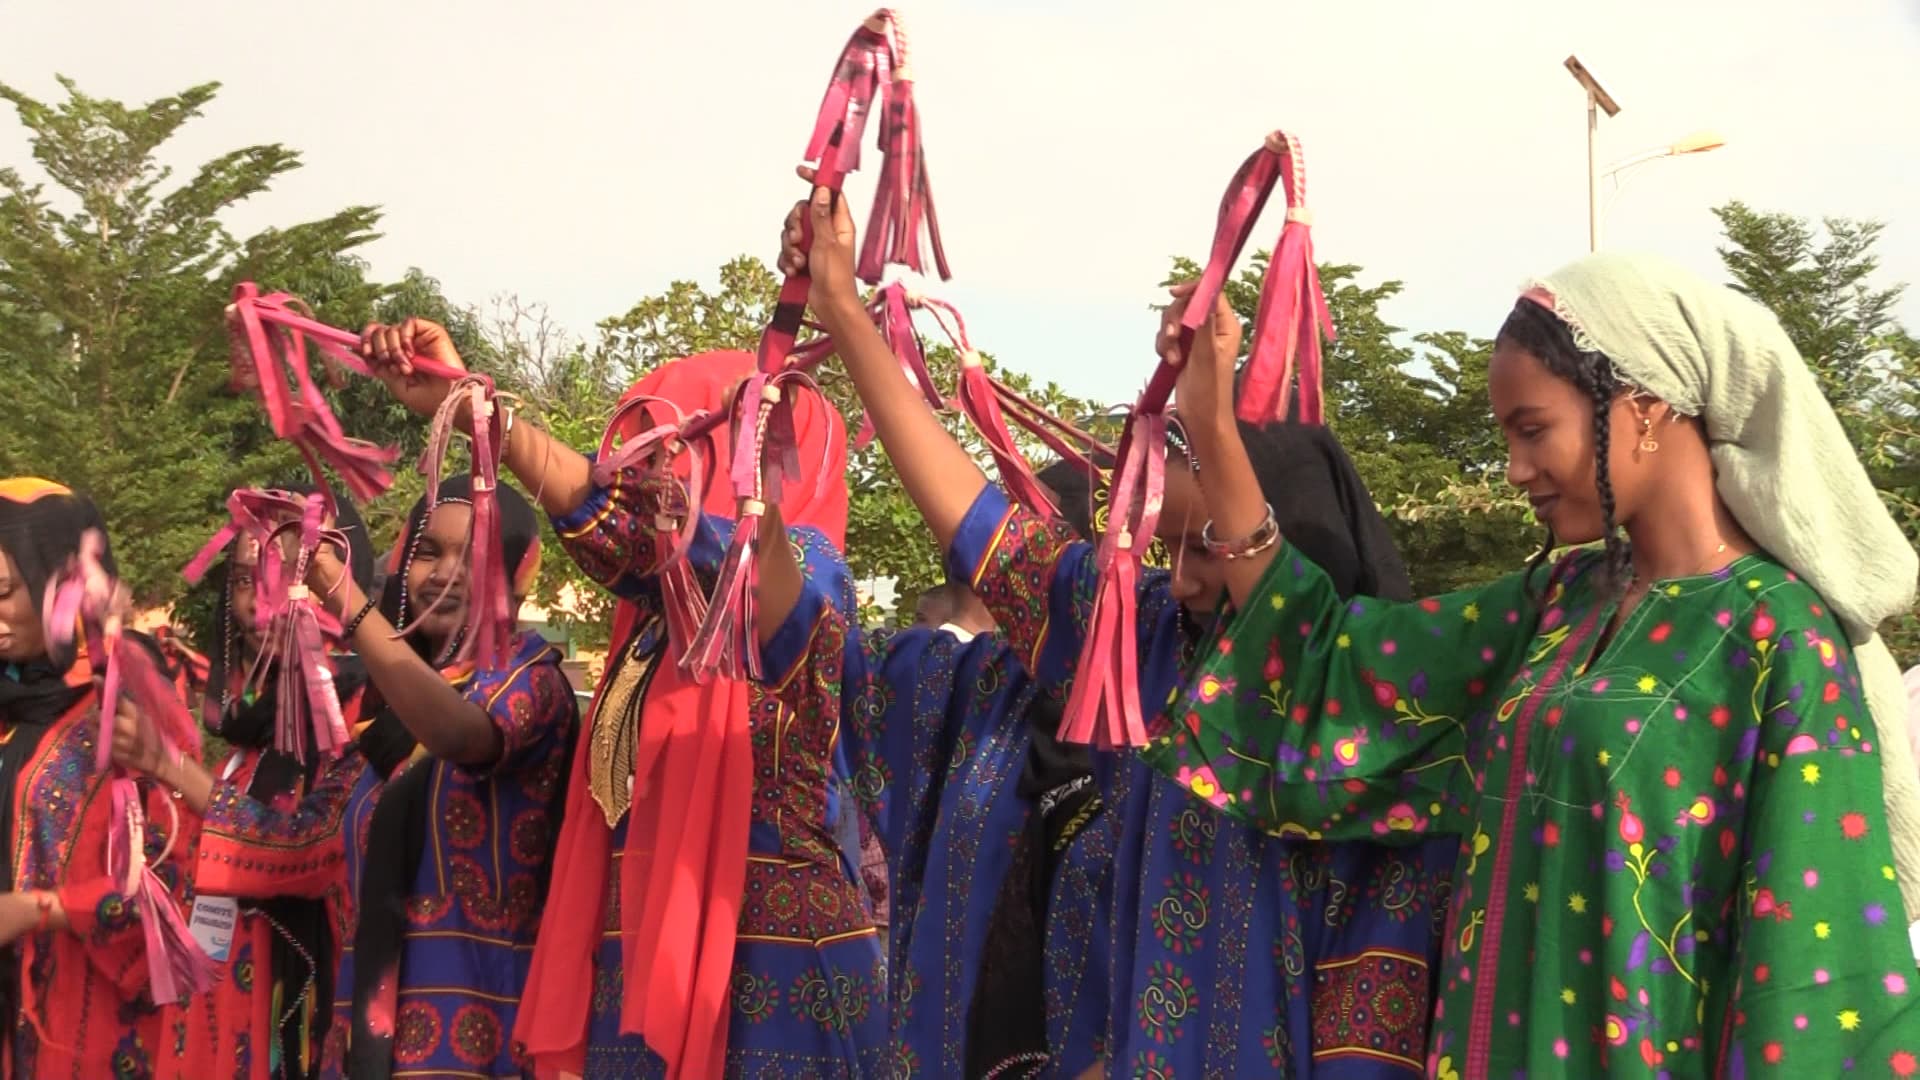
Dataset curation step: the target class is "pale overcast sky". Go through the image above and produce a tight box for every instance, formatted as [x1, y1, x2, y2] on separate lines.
[4, 0, 1917, 403]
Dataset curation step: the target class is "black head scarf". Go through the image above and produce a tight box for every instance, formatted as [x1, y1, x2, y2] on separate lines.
[350, 475, 543, 1080]
[966, 420, 1411, 1077]
[198, 483, 374, 1080]
[0, 480, 114, 1042]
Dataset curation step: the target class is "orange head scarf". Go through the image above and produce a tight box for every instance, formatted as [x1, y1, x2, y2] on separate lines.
[516, 351, 848, 1079]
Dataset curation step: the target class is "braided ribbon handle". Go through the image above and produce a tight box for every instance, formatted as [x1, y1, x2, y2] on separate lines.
[182, 488, 354, 760]
[226, 284, 515, 671]
[1061, 130, 1332, 749]
[42, 531, 217, 1001]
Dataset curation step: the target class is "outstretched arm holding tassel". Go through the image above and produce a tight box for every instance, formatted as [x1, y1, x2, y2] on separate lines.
[304, 544, 502, 767]
[1158, 282, 1279, 611]
[786, 178, 988, 550]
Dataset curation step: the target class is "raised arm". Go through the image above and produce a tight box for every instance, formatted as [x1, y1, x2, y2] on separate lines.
[783, 178, 987, 551]
[1160, 282, 1277, 610]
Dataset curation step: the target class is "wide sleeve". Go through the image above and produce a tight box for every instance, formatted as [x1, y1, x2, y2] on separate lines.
[946, 483, 1178, 690]
[1140, 541, 1543, 842]
[462, 642, 578, 777]
[194, 749, 363, 900]
[1722, 625, 1920, 1071]
[549, 455, 690, 606]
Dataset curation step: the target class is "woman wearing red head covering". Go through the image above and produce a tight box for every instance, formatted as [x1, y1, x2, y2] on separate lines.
[361, 323, 882, 1079]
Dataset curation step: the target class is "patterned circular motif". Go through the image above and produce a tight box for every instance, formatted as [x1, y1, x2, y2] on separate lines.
[765, 880, 802, 924]
[1170, 807, 1217, 865]
[508, 808, 550, 865]
[1150, 874, 1211, 955]
[1367, 855, 1423, 922]
[111, 1032, 149, 1079]
[852, 756, 889, 808]
[733, 972, 780, 1022]
[407, 893, 452, 926]
[1136, 961, 1196, 1045]
[450, 855, 511, 932]
[232, 942, 255, 993]
[808, 880, 844, 921]
[788, 969, 843, 1034]
[519, 757, 562, 802]
[444, 789, 487, 849]
[450, 1003, 504, 1067]
[393, 1001, 442, 1064]
[833, 972, 871, 1028]
[505, 873, 542, 930]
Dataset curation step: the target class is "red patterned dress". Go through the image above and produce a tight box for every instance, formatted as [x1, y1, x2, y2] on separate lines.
[7, 686, 194, 1078]
[172, 731, 368, 1080]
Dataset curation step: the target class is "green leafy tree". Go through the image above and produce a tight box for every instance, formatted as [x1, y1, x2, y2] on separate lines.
[0, 77, 382, 602]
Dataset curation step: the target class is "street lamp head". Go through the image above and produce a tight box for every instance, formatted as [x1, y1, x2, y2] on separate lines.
[1668, 131, 1726, 156]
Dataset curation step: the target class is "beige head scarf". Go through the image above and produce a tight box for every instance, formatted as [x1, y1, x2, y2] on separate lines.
[1527, 251, 1920, 924]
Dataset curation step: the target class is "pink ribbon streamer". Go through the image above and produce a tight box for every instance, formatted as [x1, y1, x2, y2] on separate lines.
[1062, 129, 1335, 749]
[44, 531, 217, 1000]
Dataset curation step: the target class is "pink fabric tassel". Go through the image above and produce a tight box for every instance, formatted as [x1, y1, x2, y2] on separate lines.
[1236, 133, 1334, 425]
[1060, 410, 1163, 749]
[414, 378, 512, 671]
[45, 536, 216, 1003]
[104, 780, 217, 1003]
[1058, 129, 1333, 748]
[857, 74, 951, 284]
[857, 285, 943, 449]
[955, 356, 1058, 517]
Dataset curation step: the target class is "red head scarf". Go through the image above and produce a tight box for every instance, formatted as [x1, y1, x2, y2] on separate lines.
[517, 351, 848, 1079]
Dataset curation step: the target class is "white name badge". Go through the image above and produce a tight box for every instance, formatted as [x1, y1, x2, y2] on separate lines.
[189, 896, 240, 963]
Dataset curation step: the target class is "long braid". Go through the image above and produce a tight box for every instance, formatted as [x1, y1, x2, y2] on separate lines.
[1498, 300, 1631, 599]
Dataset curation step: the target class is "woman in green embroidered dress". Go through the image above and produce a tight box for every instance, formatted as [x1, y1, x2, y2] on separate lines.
[1148, 252, 1920, 1076]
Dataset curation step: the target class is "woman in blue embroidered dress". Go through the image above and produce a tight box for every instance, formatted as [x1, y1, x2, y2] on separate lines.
[295, 473, 577, 1079]
[780, 182, 1457, 1077]
[359, 330, 884, 1078]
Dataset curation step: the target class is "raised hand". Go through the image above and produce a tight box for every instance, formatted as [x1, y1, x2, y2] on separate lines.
[361, 318, 468, 420]
[1163, 282, 1242, 425]
[780, 166, 862, 327]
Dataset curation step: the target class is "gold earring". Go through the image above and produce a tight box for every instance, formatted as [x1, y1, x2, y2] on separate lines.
[1639, 416, 1659, 454]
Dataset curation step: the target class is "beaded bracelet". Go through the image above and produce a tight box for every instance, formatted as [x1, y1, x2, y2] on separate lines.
[342, 594, 379, 639]
[1201, 503, 1280, 560]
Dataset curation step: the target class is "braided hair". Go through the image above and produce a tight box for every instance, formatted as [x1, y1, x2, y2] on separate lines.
[1495, 299, 1633, 597]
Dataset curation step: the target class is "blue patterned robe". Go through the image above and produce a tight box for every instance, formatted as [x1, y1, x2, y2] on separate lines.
[951, 485, 1456, 1078]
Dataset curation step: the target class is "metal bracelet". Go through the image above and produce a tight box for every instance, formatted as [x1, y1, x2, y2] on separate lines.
[1201, 503, 1280, 559]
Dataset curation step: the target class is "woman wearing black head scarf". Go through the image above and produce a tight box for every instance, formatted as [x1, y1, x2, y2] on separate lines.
[307, 476, 576, 1079]
[0, 478, 194, 1078]
[114, 486, 379, 1080]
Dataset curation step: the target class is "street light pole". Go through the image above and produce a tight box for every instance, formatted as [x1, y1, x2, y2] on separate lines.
[1565, 56, 1621, 253]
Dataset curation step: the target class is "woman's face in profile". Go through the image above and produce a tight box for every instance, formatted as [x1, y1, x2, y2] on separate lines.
[0, 545, 46, 664]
